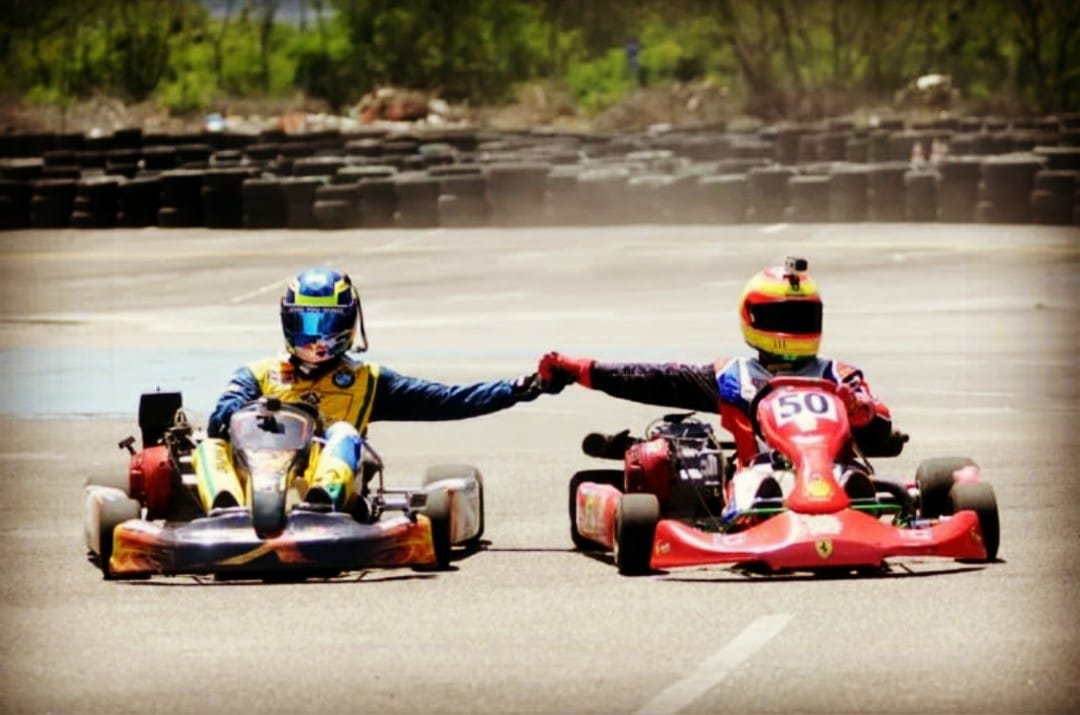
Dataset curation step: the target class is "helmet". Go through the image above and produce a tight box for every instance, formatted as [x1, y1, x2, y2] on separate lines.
[281, 268, 367, 365]
[739, 256, 822, 361]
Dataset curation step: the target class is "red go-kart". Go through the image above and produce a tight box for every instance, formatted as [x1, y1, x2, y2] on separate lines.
[569, 376, 999, 576]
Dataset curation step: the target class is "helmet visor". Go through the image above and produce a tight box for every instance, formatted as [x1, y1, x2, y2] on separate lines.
[281, 306, 354, 345]
[749, 300, 822, 334]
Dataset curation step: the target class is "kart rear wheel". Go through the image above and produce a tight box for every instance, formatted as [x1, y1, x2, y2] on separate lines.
[423, 487, 453, 570]
[98, 497, 142, 580]
[569, 470, 622, 551]
[614, 493, 659, 576]
[424, 464, 484, 548]
[916, 457, 977, 518]
[949, 482, 1000, 561]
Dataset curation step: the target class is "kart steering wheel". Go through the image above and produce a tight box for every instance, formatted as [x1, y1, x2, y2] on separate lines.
[746, 376, 840, 439]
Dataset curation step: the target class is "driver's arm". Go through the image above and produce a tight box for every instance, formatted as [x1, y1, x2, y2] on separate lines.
[367, 366, 541, 422]
[587, 361, 721, 413]
[207, 367, 263, 438]
[831, 362, 905, 456]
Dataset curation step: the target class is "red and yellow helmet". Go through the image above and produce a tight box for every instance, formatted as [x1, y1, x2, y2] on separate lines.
[739, 257, 822, 361]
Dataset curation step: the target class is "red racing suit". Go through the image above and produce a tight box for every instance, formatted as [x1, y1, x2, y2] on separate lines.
[578, 355, 892, 467]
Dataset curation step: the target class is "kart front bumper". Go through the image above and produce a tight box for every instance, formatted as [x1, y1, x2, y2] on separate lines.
[651, 508, 987, 572]
[108, 508, 437, 577]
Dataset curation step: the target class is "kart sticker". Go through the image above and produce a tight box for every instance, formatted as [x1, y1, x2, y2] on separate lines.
[815, 539, 833, 559]
[332, 369, 355, 388]
[805, 478, 834, 500]
[771, 392, 839, 426]
[800, 514, 842, 536]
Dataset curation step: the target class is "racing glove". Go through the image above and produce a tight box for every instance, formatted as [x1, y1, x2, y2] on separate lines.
[538, 352, 594, 390]
[511, 372, 561, 400]
[836, 383, 875, 428]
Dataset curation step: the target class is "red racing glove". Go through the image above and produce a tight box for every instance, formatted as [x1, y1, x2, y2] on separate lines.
[836, 383, 876, 428]
[538, 352, 594, 390]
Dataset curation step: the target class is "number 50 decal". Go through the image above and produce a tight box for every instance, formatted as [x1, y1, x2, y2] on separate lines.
[771, 391, 839, 425]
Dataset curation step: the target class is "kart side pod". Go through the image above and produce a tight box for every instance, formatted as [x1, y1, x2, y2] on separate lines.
[624, 438, 673, 504]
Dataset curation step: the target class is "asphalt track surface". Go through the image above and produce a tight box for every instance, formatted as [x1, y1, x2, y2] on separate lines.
[1, 222, 1077, 715]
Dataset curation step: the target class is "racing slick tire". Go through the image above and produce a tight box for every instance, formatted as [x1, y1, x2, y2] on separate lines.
[569, 470, 622, 551]
[949, 482, 1000, 562]
[423, 464, 484, 548]
[614, 493, 660, 576]
[422, 487, 453, 570]
[97, 496, 142, 580]
[916, 457, 977, 519]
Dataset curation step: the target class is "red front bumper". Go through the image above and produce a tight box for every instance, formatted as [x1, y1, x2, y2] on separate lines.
[651, 508, 987, 572]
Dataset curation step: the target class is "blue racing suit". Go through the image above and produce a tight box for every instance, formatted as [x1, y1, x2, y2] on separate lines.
[194, 352, 542, 512]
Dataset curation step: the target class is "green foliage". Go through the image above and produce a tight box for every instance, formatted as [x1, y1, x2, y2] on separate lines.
[566, 48, 635, 113]
[0, 0, 1076, 118]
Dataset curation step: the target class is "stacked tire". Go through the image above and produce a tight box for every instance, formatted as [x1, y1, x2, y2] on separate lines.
[937, 157, 982, 222]
[116, 176, 161, 227]
[71, 177, 121, 228]
[828, 166, 869, 222]
[747, 166, 795, 223]
[394, 172, 440, 228]
[786, 174, 830, 222]
[904, 170, 939, 221]
[485, 162, 550, 226]
[0, 179, 33, 229]
[242, 178, 288, 229]
[696, 174, 747, 223]
[202, 168, 253, 228]
[867, 163, 909, 221]
[1030, 170, 1076, 225]
[977, 154, 1045, 224]
[433, 166, 489, 227]
[30, 179, 77, 228]
[314, 183, 360, 230]
[157, 170, 203, 227]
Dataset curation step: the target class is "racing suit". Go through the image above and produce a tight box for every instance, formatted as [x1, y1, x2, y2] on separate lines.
[546, 354, 894, 468]
[194, 352, 545, 513]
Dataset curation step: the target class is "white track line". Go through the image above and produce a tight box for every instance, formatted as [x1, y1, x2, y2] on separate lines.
[636, 613, 793, 715]
[760, 223, 790, 234]
[230, 274, 292, 304]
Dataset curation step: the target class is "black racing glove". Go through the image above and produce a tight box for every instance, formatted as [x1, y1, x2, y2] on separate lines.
[511, 372, 564, 401]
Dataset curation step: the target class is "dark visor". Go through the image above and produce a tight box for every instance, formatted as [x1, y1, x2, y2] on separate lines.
[749, 300, 822, 334]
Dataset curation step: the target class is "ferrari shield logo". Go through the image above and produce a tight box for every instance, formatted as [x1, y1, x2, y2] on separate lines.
[815, 539, 833, 559]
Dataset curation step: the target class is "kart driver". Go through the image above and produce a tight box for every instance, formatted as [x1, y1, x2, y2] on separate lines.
[537, 257, 903, 471]
[194, 266, 556, 516]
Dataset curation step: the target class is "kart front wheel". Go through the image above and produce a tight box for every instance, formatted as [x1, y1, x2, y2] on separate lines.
[916, 457, 977, 518]
[423, 464, 484, 549]
[614, 493, 659, 576]
[949, 482, 1000, 561]
[423, 488, 453, 570]
[569, 470, 622, 551]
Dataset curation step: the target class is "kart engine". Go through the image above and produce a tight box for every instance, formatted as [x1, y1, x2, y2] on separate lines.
[624, 415, 726, 518]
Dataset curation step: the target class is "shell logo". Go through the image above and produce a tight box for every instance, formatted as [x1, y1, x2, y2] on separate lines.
[806, 478, 833, 499]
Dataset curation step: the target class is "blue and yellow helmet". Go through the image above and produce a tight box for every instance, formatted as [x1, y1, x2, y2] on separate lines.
[281, 268, 367, 364]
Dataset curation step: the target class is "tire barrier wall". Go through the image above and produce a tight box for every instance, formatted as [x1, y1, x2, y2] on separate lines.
[2, 118, 1079, 230]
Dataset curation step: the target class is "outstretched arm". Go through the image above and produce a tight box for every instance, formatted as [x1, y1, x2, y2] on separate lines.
[368, 366, 546, 422]
[539, 352, 721, 413]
